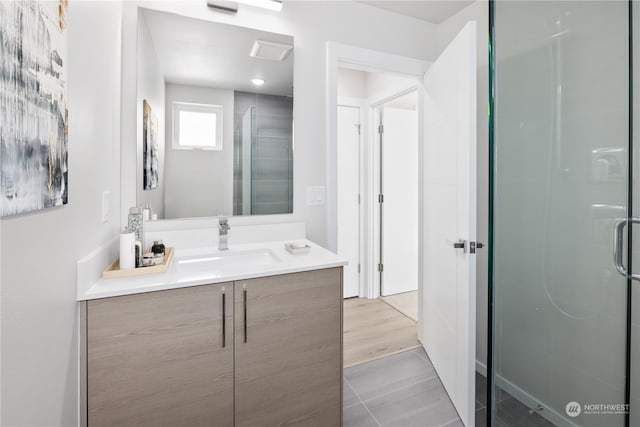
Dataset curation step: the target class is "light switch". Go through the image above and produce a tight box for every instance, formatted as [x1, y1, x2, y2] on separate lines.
[102, 191, 111, 223]
[306, 186, 325, 206]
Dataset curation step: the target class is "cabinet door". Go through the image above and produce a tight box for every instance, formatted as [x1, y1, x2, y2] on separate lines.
[87, 283, 234, 427]
[234, 268, 343, 427]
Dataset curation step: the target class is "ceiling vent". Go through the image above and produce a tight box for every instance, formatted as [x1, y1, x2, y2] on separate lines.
[250, 40, 293, 61]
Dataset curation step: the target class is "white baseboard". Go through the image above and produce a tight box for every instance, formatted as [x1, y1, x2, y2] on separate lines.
[493, 374, 577, 427]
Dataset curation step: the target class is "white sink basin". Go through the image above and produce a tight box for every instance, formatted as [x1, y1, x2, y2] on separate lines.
[174, 249, 281, 273]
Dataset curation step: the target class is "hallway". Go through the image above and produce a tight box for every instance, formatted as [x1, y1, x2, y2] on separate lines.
[343, 297, 420, 367]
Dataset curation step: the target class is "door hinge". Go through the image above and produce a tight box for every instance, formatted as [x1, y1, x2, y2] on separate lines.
[378, 194, 384, 203]
[358, 194, 361, 204]
[378, 263, 384, 273]
[356, 124, 361, 135]
[358, 264, 361, 273]
[378, 124, 384, 134]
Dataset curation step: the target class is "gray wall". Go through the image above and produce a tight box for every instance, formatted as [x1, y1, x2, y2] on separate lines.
[136, 14, 165, 218]
[0, 2, 123, 425]
[164, 84, 234, 219]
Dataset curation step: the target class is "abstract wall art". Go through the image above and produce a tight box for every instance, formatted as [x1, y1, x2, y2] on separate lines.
[0, 0, 69, 217]
[143, 99, 159, 190]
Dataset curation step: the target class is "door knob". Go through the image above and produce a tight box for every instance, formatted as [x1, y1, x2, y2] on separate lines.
[453, 239, 467, 253]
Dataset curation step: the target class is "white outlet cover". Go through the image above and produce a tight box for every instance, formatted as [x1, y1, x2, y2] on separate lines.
[306, 186, 325, 206]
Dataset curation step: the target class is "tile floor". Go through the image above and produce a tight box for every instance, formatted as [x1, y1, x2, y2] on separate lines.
[344, 348, 555, 427]
[475, 374, 554, 427]
[344, 347, 461, 426]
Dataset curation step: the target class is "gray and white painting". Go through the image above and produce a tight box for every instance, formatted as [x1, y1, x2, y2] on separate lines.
[143, 99, 159, 190]
[0, 0, 69, 217]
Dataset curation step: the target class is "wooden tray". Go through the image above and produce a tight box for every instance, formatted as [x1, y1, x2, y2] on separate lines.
[102, 247, 174, 279]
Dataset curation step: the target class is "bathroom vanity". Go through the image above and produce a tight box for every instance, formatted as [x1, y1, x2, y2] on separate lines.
[78, 239, 345, 427]
[77, 6, 346, 425]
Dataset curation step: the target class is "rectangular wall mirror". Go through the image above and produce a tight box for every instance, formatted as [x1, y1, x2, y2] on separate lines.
[135, 8, 294, 220]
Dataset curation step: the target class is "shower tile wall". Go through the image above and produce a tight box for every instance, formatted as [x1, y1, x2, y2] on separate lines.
[233, 91, 293, 215]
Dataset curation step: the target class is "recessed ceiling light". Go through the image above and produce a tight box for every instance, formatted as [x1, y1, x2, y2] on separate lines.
[251, 78, 265, 86]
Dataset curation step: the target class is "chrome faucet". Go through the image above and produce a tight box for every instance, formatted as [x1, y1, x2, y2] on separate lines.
[218, 216, 230, 250]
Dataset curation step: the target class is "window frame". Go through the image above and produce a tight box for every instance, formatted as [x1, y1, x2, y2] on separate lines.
[172, 101, 224, 151]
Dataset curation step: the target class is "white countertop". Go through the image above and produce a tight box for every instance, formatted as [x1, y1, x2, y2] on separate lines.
[78, 240, 347, 301]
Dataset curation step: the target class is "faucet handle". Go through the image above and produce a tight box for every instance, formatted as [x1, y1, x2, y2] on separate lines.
[218, 215, 230, 229]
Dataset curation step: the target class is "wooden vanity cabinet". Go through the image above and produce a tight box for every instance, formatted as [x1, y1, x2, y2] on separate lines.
[85, 267, 342, 427]
[87, 283, 234, 427]
[234, 268, 343, 427]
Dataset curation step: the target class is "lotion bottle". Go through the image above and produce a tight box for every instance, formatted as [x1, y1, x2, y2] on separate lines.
[119, 228, 136, 270]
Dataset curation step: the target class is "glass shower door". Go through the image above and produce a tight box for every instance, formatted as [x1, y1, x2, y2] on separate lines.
[491, 1, 629, 426]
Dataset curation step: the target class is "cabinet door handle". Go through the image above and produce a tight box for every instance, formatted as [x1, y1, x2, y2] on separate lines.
[243, 285, 248, 343]
[221, 288, 226, 348]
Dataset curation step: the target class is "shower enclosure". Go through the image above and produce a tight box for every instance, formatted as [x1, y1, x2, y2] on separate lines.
[232, 92, 293, 216]
[489, 1, 639, 426]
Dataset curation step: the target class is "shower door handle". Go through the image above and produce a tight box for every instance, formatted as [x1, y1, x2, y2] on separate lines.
[613, 217, 640, 281]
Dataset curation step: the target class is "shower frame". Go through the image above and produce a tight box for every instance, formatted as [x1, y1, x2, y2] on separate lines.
[487, 1, 634, 426]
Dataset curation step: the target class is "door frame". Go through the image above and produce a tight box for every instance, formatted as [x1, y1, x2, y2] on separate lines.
[337, 98, 365, 298]
[326, 42, 429, 317]
[370, 88, 420, 299]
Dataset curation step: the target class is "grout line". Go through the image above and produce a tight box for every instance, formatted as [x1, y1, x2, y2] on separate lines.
[344, 376, 381, 426]
[496, 390, 512, 404]
[361, 400, 382, 427]
[439, 417, 462, 427]
[343, 376, 365, 407]
[342, 401, 361, 410]
[360, 375, 439, 404]
[347, 352, 439, 404]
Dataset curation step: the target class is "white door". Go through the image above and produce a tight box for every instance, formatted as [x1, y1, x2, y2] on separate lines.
[381, 106, 419, 296]
[422, 22, 477, 427]
[337, 105, 360, 298]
